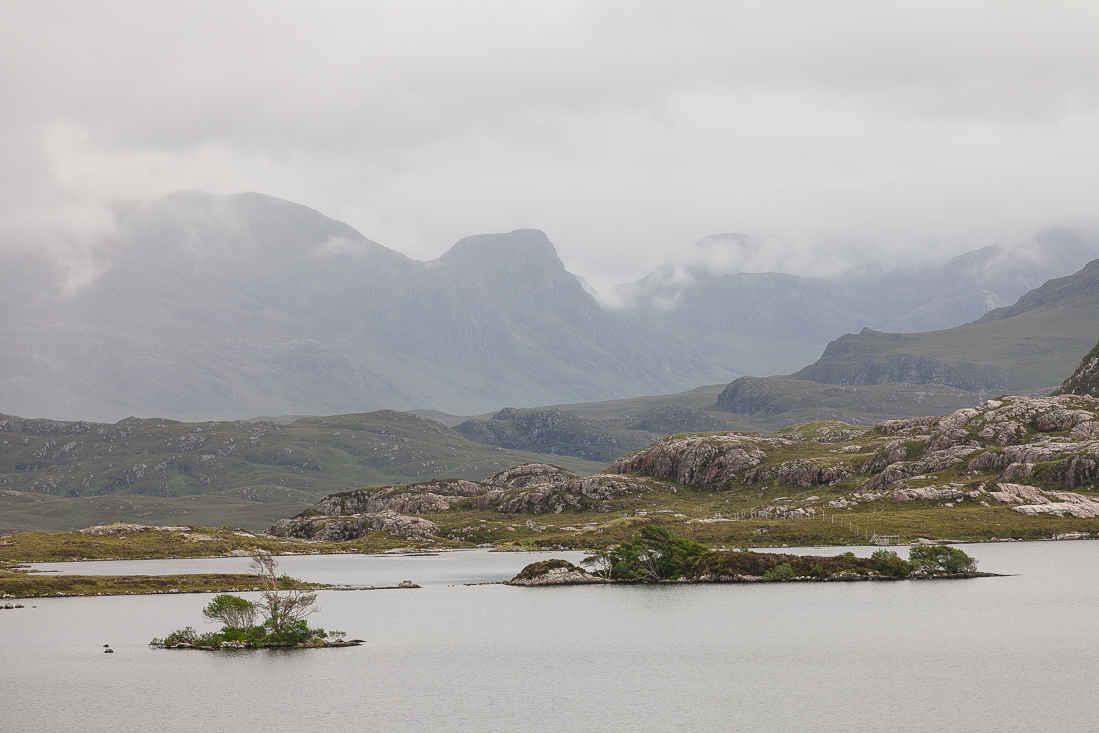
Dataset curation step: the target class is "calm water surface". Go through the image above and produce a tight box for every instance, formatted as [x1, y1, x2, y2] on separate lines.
[6, 543, 1099, 732]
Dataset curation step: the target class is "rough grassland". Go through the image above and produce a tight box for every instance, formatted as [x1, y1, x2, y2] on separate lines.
[0, 572, 325, 599]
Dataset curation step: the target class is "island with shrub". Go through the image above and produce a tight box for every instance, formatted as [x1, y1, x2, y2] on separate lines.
[150, 551, 360, 650]
[508, 525, 995, 586]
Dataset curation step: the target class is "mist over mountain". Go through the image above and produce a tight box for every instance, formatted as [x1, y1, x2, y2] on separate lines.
[2, 190, 1097, 424]
[0, 192, 728, 422]
[614, 226, 1099, 375]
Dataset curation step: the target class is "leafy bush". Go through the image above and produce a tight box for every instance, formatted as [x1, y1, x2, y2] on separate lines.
[690, 549, 906, 580]
[597, 525, 708, 581]
[202, 594, 257, 630]
[908, 545, 977, 574]
[260, 618, 312, 646]
[150, 626, 198, 646]
[869, 549, 911, 578]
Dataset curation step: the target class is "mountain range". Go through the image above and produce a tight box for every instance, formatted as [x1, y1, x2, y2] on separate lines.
[2, 190, 1098, 423]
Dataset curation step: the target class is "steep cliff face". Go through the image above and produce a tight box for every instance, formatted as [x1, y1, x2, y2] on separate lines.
[1054, 341, 1099, 398]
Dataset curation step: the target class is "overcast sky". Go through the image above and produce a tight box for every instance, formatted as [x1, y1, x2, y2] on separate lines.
[3, 1, 1099, 294]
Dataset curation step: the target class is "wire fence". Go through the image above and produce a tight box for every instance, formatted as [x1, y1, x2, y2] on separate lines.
[717, 505, 900, 545]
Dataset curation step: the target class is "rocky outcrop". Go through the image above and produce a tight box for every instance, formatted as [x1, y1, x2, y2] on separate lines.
[507, 559, 607, 586]
[266, 461, 657, 538]
[80, 524, 191, 535]
[486, 463, 579, 488]
[818, 394, 1099, 511]
[1054, 340, 1099, 398]
[301, 479, 487, 517]
[268, 510, 438, 541]
[493, 474, 660, 515]
[715, 377, 783, 414]
[608, 433, 788, 489]
[743, 458, 849, 488]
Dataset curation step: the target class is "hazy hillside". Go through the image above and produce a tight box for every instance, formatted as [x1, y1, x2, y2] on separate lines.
[615, 227, 1099, 377]
[791, 259, 1099, 394]
[0, 409, 604, 532]
[0, 192, 728, 422]
[4, 190, 1098, 425]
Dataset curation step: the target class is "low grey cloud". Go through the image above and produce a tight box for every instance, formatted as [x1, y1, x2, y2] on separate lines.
[3, 1, 1099, 296]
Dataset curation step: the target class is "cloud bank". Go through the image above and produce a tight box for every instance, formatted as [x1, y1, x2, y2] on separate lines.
[3, 1, 1099, 294]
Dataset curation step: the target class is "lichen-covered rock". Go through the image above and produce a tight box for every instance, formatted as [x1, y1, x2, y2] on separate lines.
[493, 474, 659, 515]
[861, 445, 979, 492]
[80, 524, 191, 535]
[967, 451, 1004, 470]
[304, 479, 487, 517]
[999, 462, 1035, 482]
[987, 483, 1048, 504]
[1056, 448, 1099, 487]
[744, 458, 849, 487]
[486, 463, 579, 488]
[507, 559, 607, 586]
[1014, 493, 1099, 518]
[607, 433, 782, 489]
[1036, 409, 1094, 432]
[860, 441, 909, 474]
[888, 486, 975, 502]
[268, 510, 438, 541]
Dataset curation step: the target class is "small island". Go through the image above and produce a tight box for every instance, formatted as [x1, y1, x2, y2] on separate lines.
[150, 551, 360, 650]
[508, 525, 995, 586]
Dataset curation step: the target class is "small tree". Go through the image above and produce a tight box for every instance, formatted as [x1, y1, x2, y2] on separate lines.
[598, 525, 708, 581]
[202, 594, 258, 630]
[249, 550, 318, 633]
[909, 545, 977, 575]
[579, 549, 613, 579]
[869, 549, 912, 578]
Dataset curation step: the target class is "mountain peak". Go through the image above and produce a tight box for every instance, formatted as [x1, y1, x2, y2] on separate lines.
[438, 229, 565, 277]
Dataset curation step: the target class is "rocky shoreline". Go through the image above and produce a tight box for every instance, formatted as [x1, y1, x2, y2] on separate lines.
[507, 546, 999, 587]
[507, 564, 998, 586]
[160, 639, 364, 650]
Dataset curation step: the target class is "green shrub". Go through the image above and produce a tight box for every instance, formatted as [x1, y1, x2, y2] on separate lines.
[602, 524, 708, 581]
[262, 618, 311, 646]
[909, 545, 977, 574]
[869, 549, 911, 578]
[763, 563, 795, 581]
[202, 594, 257, 630]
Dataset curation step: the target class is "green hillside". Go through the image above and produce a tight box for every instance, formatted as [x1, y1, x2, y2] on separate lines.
[0, 410, 603, 533]
[792, 261, 1099, 394]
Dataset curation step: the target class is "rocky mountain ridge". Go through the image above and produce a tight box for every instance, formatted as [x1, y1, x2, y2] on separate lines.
[4, 190, 1099, 423]
[0, 192, 726, 422]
